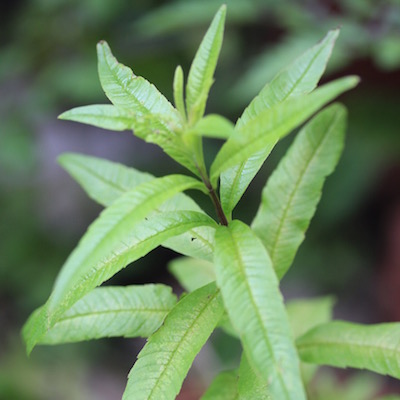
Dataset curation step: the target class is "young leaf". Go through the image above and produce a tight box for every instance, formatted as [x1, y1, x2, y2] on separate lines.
[201, 370, 238, 400]
[122, 282, 224, 400]
[185, 5, 226, 124]
[173, 65, 186, 120]
[214, 220, 306, 400]
[296, 321, 400, 379]
[190, 114, 235, 139]
[39, 285, 177, 344]
[168, 257, 215, 292]
[58, 153, 215, 261]
[59, 104, 135, 131]
[210, 76, 358, 187]
[237, 352, 270, 400]
[23, 175, 215, 353]
[220, 29, 340, 215]
[252, 104, 346, 278]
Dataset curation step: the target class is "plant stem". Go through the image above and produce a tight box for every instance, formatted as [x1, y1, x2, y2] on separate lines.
[197, 166, 228, 226]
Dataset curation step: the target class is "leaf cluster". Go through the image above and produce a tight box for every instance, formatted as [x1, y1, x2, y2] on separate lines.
[22, 5, 399, 399]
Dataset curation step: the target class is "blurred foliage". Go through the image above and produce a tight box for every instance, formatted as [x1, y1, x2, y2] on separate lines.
[1, 0, 400, 397]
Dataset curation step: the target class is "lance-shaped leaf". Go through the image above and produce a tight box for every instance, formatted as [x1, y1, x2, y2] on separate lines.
[39, 285, 177, 344]
[122, 282, 224, 400]
[201, 370, 238, 400]
[210, 76, 358, 187]
[23, 175, 215, 353]
[185, 5, 226, 124]
[214, 220, 306, 400]
[296, 321, 400, 379]
[58, 153, 215, 261]
[168, 257, 215, 292]
[173, 65, 186, 120]
[190, 114, 234, 139]
[252, 104, 346, 279]
[220, 29, 340, 216]
[97, 41, 203, 176]
[238, 353, 270, 400]
[58, 104, 135, 131]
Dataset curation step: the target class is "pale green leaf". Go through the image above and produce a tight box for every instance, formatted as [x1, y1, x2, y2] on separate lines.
[168, 257, 215, 292]
[220, 29, 340, 215]
[210, 76, 358, 187]
[40, 285, 177, 344]
[58, 152, 215, 261]
[186, 5, 226, 124]
[252, 104, 347, 278]
[96, 41, 203, 176]
[201, 369, 239, 400]
[190, 114, 234, 139]
[296, 321, 400, 379]
[173, 65, 186, 120]
[238, 352, 270, 400]
[122, 282, 224, 400]
[58, 104, 135, 131]
[286, 296, 335, 339]
[22, 174, 216, 353]
[214, 220, 306, 400]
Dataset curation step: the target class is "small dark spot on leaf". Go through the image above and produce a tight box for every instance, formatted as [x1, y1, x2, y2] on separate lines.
[191, 237, 196, 241]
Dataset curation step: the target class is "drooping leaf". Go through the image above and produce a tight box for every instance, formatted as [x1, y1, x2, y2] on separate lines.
[173, 65, 186, 120]
[237, 352, 269, 400]
[210, 76, 358, 187]
[96, 41, 202, 176]
[58, 104, 135, 131]
[252, 104, 347, 278]
[220, 29, 340, 215]
[23, 175, 216, 353]
[168, 257, 215, 292]
[190, 114, 234, 139]
[185, 5, 226, 124]
[58, 153, 215, 261]
[39, 285, 177, 344]
[122, 282, 224, 400]
[201, 369, 239, 400]
[296, 321, 400, 379]
[214, 220, 306, 400]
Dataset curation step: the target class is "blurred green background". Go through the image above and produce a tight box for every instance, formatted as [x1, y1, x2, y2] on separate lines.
[1, 0, 400, 398]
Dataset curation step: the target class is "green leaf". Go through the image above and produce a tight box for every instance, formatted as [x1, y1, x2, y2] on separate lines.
[296, 321, 400, 379]
[201, 369, 238, 400]
[39, 285, 177, 344]
[237, 352, 269, 400]
[252, 104, 347, 278]
[168, 257, 215, 292]
[286, 296, 335, 339]
[186, 5, 226, 124]
[58, 153, 215, 261]
[190, 114, 235, 139]
[214, 220, 306, 400]
[96, 41, 203, 176]
[58, 104, 135, 131]
[220, 29, 340, 215]
[173, 65, 186, 120]
[210, 76, 358, 188]
[22, 175, 216, 353]
[122, 282, 224, 400]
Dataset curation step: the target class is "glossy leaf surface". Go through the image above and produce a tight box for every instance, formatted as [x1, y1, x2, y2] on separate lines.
[252, 104, 347, 278]
[297, 321, 400, 379]
[214, 220, 306, 400]
[40, 285, 177, 344]
[123, 283, 224, 400]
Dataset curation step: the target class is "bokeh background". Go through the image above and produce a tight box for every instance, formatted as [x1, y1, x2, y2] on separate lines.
[1, 0, 400, 399]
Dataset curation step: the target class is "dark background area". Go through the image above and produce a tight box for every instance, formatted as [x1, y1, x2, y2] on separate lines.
[1, 0, 400, 398]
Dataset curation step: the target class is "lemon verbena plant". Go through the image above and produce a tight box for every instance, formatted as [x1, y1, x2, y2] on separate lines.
[23, 5, 400, 399]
